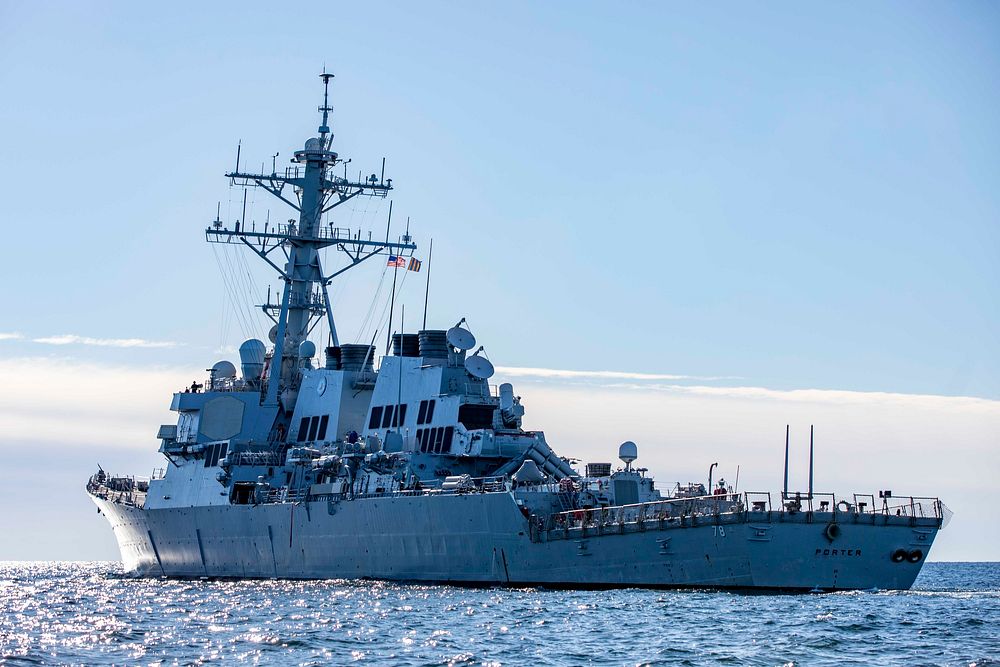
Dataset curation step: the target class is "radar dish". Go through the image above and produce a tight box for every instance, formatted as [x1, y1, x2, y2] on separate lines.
[268, 325, 279, 344]
[465, 354, 495, 380]
[447, 326, 476, 351]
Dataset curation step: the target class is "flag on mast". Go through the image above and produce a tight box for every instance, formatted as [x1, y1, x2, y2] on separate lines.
[387, 255, 407, 268]
[407, 257, 422, 272]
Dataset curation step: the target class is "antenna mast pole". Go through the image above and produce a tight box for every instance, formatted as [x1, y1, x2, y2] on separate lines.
[422, 238, 433, 330]
[397, 305, 404, 433]
[808, 425, 814, 500]
[783, 424, 790, 500]
[206, 72, 413, 413]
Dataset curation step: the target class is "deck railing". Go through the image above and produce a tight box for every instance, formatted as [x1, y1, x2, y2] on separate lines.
[86, 473, 149, 508]
[544, 491, 945, 534]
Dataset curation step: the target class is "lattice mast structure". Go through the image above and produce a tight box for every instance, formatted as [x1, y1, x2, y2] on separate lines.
[206, 73, 416, 409]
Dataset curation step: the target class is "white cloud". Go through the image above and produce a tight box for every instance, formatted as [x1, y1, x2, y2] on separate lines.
[495, 366, 738, 382]
[496, 366, 998, 413]
[31, 334, 179, 349]
[0, 332, 23, 341]
[596, 381, 1000, 413]
[1, 356, 997, 560]
[0, 357, 190, 449]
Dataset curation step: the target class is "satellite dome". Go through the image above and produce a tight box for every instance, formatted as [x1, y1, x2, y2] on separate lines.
[239, 339, 266, 381]
[618, 441, 638, 466]
[299, 340, 316, 359]
[211, 360, 237, 379]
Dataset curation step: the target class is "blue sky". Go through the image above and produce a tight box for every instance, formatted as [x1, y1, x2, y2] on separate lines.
[0, 2, 997, 560]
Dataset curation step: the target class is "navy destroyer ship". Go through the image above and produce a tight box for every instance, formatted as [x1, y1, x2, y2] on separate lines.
[88, 74, 949, 590]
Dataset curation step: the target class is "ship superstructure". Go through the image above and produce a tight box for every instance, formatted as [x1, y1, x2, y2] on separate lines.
[87, 75, 948, 590]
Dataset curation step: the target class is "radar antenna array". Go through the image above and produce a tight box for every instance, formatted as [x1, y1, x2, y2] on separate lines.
[447, 318, 476, 351]
[464, 346, 495, 380]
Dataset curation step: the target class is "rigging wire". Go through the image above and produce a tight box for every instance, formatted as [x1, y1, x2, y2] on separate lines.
[222, 244, 257, 336]
[367, 267, 413, 351]
[211, 243, 253, 340]
[355, 264, 389, 342]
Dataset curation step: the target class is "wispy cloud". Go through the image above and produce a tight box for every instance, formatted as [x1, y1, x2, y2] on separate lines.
[0, 332, 23, 341]
[495, 366, 738, 382]
[31, 334, 179, 349]
[599, 381, 1000, 412]
[496, 365, 999, 412]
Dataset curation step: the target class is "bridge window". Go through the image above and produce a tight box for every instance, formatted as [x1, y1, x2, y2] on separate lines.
[417, 400, 428, 424]
[317, 415, 329, 441]
[298, 417, 310, 442]
[204, 441, 228, 468]
[425, 400, 435, 423]
[393, 404, 407, 427]
[307, 415, 320, 441]
[381, 406, 394, 429]
[369, 407, 383, 430]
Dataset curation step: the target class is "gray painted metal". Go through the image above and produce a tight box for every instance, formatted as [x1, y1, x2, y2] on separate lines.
[91, 492, 937, 590]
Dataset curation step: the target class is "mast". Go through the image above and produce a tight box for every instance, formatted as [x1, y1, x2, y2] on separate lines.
[206, 72, 416, 411]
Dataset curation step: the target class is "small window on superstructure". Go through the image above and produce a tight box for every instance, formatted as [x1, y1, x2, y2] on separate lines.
[381, 406, 394, 429]
[317, 415, 329, 441]
[299, 417, 310, 442]
[369, 407, 383, 430]
[417, 400, 428, 424]
[458, 404, 494, 430]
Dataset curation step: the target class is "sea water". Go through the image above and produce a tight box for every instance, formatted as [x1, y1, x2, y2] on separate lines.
[1, 562, 997, 666]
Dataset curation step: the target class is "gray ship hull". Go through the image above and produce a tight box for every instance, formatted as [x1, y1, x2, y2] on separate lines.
[91, 491, 938, 591]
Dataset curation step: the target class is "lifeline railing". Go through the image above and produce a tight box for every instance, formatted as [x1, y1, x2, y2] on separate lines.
[86, 473, 149, 508]
[544, 491, 945, 533]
